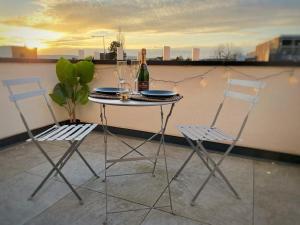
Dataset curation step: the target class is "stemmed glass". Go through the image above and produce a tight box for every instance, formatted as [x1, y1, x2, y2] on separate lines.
[130, 60, 140, 94]
[116, 61, 127, 88]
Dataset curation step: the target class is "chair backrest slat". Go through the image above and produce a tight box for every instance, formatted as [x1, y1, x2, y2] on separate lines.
[2, 77, 40, 86]
[224, 90, 258, 103]
[2, 77, 60, 135]
[211, 78, 265, 134]
[228, 79, 265, 89]
[9, 89, 46, 102]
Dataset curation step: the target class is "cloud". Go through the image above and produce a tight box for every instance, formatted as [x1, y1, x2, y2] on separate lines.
[1, 0, 299, 50]
[2, 0, 300, 34]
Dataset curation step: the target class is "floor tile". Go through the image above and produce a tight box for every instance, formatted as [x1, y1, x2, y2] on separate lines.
[0, 172, 72, 225]
[0, 142, 66, 183]
[25, 188, 148, 225]
[253, 160, 300, 225]
[27, 151, 104, 186]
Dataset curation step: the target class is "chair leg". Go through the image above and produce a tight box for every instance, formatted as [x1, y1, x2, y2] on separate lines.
[151, 136, 163, 176]
[54, 140, 99, 178]
[182, 136, 215, 175]
[173, 150, 195, 179]
[29, 142, 76, 198]
[54, 144, 78, 177]
[190, 142, 240, 205]
[31, 141, 83, 204]
[75, 149, 99, 178]
[197, 142, 240, 199]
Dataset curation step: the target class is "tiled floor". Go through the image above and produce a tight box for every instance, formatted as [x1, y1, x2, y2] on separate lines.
[0, 132, 299, 225]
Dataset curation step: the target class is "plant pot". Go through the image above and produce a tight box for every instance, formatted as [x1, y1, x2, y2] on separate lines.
[61, 119, 81, 125]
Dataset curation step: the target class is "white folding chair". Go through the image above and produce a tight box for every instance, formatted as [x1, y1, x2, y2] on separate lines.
[2, 77, 99, 204]
[175, 79, 265, 206]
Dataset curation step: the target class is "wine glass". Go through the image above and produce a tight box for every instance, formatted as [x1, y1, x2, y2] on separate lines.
[116, 61, 127, 88]
[130, 60, 140, 94]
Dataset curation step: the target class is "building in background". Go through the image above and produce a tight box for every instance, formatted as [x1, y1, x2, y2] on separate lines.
[37, 55, 78, 60]
[245, 51, 257, 61]
[78, 49, 85, 59]
[100, 52, 114, 60]
[94, 51, 100, 60]
[0, 46, 37, 58]
[255, 35, 300, 62]
[192, 48, 200, 61]
[163, 46, 171, 60]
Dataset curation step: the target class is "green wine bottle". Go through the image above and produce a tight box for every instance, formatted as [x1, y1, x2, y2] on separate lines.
[138, 48, 149, 91]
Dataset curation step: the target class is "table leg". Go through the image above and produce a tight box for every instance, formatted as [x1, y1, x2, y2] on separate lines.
[139, 103, 176, 225]
[100, 104, 108, 225]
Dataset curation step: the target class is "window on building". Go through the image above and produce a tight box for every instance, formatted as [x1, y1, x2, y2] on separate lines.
[281, 40, 293, 46]
[295, 40, 300, 46]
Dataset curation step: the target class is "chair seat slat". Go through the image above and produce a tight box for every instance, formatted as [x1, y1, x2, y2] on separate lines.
[177, 125, 236, 142]
[26, 125, 58, 141]
[200, 126, 229, 140]
[37, 125, 68, 141]
[190, 126, 210, 140]
[47, 125, 76, 141]
[65, 124, 91, 141]
[74, 124, 97, 140]
[56, 125, 84, 140]
[177, 125, 199, 140]
[193, 126, 220, 141]
[213, 128, 235, 141]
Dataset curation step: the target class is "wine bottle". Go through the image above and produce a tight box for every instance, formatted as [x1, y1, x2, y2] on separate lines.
[137, 48, 149, 91]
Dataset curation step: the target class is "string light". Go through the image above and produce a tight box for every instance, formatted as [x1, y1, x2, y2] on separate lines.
[149, 67, 216, 85]
[253, 88, 259, 94]
[134, 66, 298, 92]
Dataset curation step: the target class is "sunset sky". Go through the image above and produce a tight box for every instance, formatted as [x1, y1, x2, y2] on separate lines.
[0, 0, 299, 58]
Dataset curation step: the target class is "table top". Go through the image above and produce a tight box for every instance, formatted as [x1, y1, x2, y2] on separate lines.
[88, 96, 180, 107]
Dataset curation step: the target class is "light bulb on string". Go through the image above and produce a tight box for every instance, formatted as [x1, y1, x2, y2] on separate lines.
[200, 78, 208, 87]
[288, 69, 298, 85]
[253, 88, 259, 94]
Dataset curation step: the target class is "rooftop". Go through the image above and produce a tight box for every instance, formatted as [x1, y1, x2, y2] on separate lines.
[1, 132, 299, 225]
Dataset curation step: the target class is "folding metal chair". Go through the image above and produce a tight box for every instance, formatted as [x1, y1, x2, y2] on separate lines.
[175, 79, 265, 206]
[2, 77, 99, 204]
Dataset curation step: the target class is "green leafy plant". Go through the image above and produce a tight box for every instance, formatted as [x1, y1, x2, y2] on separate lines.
[49, 57, 95, 123]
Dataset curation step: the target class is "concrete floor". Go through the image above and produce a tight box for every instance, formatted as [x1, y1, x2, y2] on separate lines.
[0, 132, 299, 225]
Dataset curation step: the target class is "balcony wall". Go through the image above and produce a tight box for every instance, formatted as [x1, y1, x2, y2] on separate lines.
[0, 61, 299, 156]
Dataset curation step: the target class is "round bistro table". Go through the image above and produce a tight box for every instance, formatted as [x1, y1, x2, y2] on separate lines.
[88, 96, 181, 225]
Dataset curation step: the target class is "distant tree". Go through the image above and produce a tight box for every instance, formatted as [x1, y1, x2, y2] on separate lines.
[186, 57, 192, 61]
[108, 41, 126, 60]
[175, 56, 184, 61]
[214, 43, 243, 61]
[108, 41, 121, 60]
[150, 56, 163, 61]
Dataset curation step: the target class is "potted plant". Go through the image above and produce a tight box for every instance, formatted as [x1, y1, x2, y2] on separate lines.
[49, 57, 95, 123]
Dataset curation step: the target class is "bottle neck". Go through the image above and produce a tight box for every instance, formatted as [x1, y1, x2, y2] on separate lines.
[141, 55, 147, 64]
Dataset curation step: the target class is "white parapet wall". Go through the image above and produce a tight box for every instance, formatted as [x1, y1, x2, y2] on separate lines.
[0, 62, 68, 139]
[0, 61, 299, 156]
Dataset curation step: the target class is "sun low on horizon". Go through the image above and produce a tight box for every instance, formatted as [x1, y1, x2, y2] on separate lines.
[0, 0, 300, 56]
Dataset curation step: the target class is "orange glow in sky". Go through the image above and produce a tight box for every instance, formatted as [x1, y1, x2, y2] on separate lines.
[0, 0, 299, 56]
